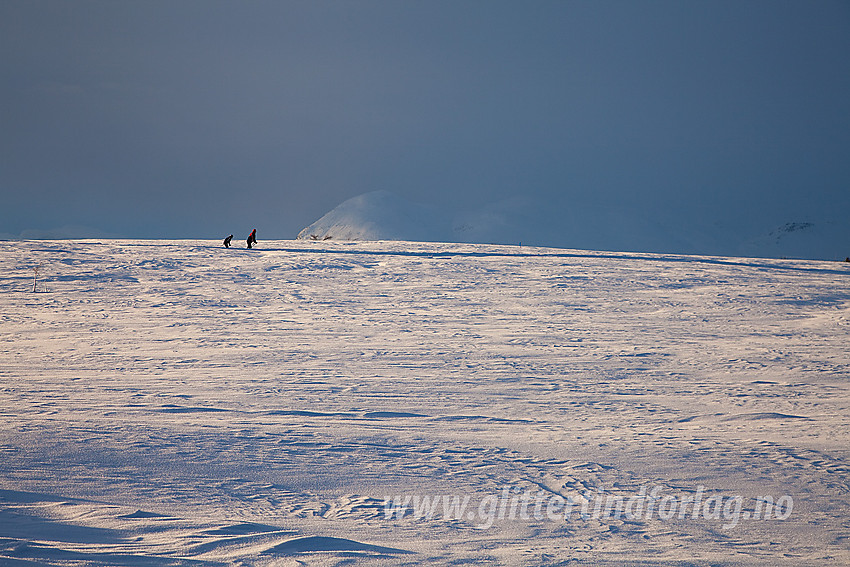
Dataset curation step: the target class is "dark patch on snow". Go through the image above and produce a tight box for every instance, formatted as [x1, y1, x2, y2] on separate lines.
[263, 536, 412, 555]
[362, 411, 428, 419]
[265, 409, 355, 418]
[158, 405, 231, 414]
[118, 510, 172, 519]
[203, 522, 285, 536]
[722, 412, 811, 421]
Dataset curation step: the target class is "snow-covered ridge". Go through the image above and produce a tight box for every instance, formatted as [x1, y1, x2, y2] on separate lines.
[298, 190, 850, 261]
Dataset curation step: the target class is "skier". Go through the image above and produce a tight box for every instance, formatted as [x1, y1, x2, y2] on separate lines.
[247, 229, 257, 249]
[223, 234, 233, 248]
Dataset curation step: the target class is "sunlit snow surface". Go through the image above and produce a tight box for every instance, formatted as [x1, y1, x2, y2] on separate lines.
[1, 239, 848, 566]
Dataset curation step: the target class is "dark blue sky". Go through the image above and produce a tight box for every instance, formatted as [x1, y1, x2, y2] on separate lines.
[2, 0, 849, 241]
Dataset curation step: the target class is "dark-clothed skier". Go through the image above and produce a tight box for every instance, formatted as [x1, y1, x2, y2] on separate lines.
[247, 229, 257, 249]
[223, 235, 233, 248]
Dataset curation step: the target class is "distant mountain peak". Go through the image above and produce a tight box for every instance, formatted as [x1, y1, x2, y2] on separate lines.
[772, 222, 815, 237]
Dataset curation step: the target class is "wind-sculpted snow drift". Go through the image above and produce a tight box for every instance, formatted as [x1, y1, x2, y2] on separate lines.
[1, 239, 849, 565]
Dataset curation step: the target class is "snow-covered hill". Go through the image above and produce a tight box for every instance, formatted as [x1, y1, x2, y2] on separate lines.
[297, 190, 451, 242]
[1, 239, 849, 565]
[298, 190, 849, 261]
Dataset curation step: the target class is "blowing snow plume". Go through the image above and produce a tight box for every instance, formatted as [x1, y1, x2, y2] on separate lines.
[297, 190, 450, 242]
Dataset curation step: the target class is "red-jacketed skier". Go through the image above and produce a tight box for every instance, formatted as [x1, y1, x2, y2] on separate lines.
[247, 229, 257, 249]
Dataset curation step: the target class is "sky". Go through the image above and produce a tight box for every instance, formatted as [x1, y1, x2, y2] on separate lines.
[1, 0, 849, 241]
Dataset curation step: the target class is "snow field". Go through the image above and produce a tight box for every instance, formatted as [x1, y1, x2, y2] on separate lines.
[1, 239, 848, 566]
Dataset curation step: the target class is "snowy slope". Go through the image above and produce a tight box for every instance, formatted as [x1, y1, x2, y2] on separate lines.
[1, 239, 849, 566]
[297, 191, 850, 261]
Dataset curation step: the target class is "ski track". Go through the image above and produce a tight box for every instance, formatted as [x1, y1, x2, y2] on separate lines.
[0, 239, 848, 566]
